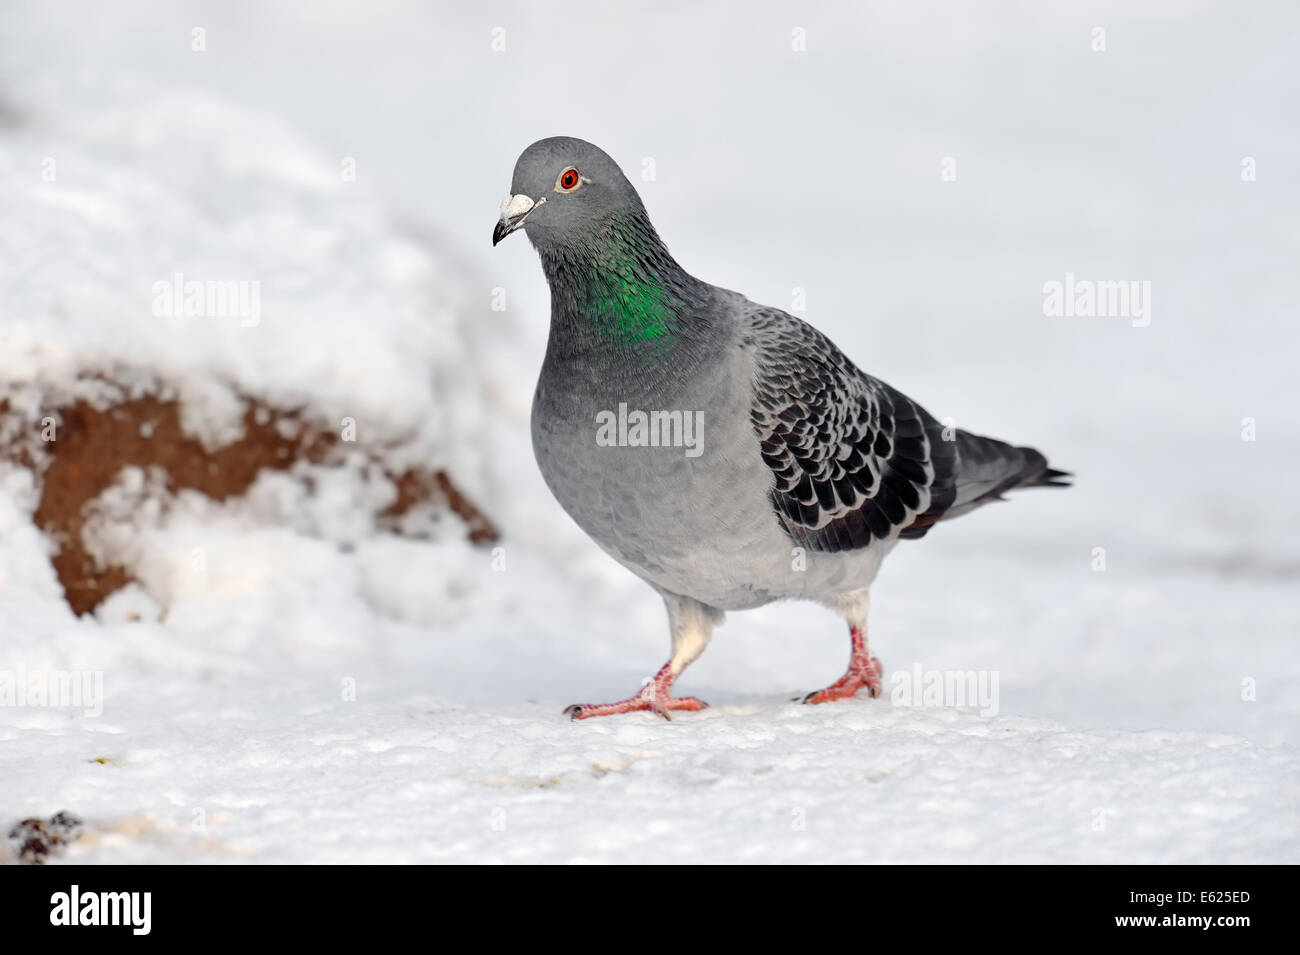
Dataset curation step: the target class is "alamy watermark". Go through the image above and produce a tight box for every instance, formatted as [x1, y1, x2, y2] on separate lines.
[595, 403, 704, 458]
[50, 885, 150, 935]
[1043, 272, 1151, 327]
[0, 665, 103, 717]
[890, 663, 999, 717]
[152, 272, 261, 327]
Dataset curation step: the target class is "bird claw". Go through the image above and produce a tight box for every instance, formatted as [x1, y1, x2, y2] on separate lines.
[563, 696, 708, 721]
[801, 655, 884, 705]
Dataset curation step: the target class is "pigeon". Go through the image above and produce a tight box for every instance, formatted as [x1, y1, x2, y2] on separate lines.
[493, 136, 1069, 720]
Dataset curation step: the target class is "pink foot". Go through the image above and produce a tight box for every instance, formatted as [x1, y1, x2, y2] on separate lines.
[802, 626, 883, 704]
[564, 663, 708, 721]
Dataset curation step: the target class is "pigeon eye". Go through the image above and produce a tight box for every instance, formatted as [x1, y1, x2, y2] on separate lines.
[557, 168, 581, 192]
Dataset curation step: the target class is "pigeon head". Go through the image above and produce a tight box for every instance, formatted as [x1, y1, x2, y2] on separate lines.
[492, 137, 713, 354]
[492, 137, 645, 250]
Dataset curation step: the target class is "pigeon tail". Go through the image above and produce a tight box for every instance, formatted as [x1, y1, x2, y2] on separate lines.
[947, 430, 1071, 514]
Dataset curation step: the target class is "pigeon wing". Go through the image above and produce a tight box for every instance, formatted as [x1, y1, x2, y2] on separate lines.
[746, 308, 958, 553]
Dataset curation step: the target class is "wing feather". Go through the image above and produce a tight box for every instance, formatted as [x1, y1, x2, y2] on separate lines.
[746, 308, 955, 553]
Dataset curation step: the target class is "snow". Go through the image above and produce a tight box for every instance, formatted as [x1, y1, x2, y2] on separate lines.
[1, 1, 1298, 864]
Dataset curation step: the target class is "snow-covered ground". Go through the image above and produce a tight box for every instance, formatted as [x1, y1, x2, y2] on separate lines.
[1, 1, 1297, 863]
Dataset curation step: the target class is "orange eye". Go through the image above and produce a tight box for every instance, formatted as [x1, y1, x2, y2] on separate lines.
[558, 168, 580, 190]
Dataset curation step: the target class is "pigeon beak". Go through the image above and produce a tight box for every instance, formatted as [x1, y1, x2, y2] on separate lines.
[493, 194, 541, 246]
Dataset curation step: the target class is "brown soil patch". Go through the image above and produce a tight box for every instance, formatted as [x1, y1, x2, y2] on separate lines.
[4, 393, 497, 615]
[381, 467, 498, 545]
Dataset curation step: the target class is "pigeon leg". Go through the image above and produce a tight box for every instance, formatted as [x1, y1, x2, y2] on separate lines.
[802, 624, 883, 704]
[563, 661, 707, 721]
[564, 594, 720, 721]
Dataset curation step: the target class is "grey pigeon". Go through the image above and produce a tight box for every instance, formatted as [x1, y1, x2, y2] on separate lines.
[493, 137, 1069, 720]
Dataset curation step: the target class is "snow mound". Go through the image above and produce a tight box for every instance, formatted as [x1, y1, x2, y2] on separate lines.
[0, 81, 498, 475]
[0, 79, 508, 618]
